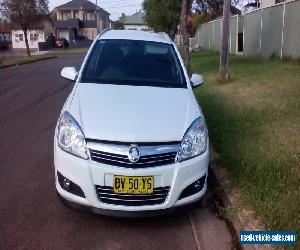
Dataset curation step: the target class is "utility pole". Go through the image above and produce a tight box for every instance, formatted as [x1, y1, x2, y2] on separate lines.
[219, 0, 230, 82]
[95, 0, 98, 34]
[180, 0, 190, 72]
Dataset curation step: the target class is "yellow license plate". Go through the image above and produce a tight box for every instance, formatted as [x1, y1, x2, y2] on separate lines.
[113, 176, 154, 194]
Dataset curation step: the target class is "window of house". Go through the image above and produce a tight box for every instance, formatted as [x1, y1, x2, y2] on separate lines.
[30, 33, 39, 41]
[62, 11, 71, 20]
[15, 33, 23, 41]
[87, 12, 96, 21]
[74, 11, 80, 19]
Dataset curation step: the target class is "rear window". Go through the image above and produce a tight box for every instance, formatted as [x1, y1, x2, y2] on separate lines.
[80, 39, 186, 88]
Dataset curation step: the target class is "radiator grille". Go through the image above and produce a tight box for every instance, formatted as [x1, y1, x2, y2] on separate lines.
[95, 186, 170, 206]
[90, 149, 177, 168]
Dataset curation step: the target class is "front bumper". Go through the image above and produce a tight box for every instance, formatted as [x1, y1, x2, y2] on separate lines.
[54, 141, 209, 215]
[57, 192, 180, 217]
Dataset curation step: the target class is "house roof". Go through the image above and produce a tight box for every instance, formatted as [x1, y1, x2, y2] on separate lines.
[123, 11, 145, 25]
[55, 0, 109, 14]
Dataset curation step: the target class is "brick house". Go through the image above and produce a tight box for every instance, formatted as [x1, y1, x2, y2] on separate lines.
[53, 0, 110, 44]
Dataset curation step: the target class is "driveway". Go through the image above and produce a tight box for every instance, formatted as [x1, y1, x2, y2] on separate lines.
[0, 55, 234, 250]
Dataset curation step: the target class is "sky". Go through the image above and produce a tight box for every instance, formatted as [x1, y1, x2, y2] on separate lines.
[49, 0, 144, 21]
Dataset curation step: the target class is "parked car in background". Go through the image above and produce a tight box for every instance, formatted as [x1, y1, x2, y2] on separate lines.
[55, 30, 209, 217]
[55, 38, 69, 48]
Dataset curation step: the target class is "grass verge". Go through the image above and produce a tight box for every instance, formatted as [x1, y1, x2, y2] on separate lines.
[0, 47, 87, 68]
[0, 55, 55, 68]
[191, 51, 300, 235]
[48, 47, 88, 55]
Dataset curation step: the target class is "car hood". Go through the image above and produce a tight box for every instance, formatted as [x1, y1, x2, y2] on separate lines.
[68, 83, 200, 142]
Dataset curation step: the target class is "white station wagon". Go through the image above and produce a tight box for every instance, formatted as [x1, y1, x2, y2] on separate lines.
[54, 30, 209, 216]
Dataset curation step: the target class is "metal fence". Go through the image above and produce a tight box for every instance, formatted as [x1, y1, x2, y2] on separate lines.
[194, 15, 242, 54]
[194, 0, 300, 58]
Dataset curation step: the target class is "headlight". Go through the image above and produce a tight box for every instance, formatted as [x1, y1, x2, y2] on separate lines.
[177, 117, 208, 162]
[57, 111, 89, 159]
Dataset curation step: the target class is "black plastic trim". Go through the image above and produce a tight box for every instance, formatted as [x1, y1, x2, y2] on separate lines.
[90, 149, 176, 168]
[86, 139, 181, 146]
[178, 174, 206, 200]
[57, 171, 86, 198]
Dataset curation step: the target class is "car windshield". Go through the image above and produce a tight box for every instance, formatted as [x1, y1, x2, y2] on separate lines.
[80, 39, 186, 88]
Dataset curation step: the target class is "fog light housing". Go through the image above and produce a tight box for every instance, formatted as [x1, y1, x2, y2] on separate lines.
[57, 171, 86, 198]
[194, 180, 203, 192]
[63, 178, 71, 190]
[179, 174, 206, 200]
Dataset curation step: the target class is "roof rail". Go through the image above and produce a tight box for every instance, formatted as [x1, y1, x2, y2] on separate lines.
[96, 28, 111, 40]
[157, 32, 172, 42]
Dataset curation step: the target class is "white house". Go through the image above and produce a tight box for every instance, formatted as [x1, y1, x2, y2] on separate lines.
[259, 0, 294, 8]
[11, 20, 54, 50]
[244, 0, 294, 13]
[122, 11, 150, 31]
[11, 30, 46, 50]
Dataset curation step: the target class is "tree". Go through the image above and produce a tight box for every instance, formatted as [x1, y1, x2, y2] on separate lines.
[1, 0, 49, 56]
[180, 0, 190, 71]
[193, 0, 241, 22]
[143, 0, 181, 40]
[194, 0, 223, 17]
[113, 20, 124, 30]
[219, 0, 230, 81]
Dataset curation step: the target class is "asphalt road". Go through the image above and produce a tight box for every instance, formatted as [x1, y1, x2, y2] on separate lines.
[0, 55, 234, 250]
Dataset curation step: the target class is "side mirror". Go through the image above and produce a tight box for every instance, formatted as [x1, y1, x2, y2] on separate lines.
[190, 74, 204, 88]
[61, 67, 78, 81]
